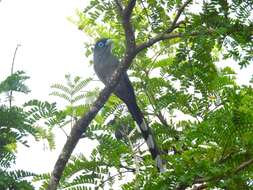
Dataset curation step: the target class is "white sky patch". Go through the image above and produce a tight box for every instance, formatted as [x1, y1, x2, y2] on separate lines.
[0, 0, 96, 175]
[0, 0, 93, 103]
[217, 59, 253, 85]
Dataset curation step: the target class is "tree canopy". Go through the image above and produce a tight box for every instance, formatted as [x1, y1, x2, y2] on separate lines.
[45, 0, 253, 189]
[1, 0, 253, 190]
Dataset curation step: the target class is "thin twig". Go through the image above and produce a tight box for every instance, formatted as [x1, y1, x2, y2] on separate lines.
[59, 127, 69, 138]
[146, 47, 167, 75]
[143, 82, 170, 128]
[193, 158, 253, 185]
[136, 29, 215, 53]
[99, 161, 136, 172]
[133, 141, 145, 152]
[166, 0, 193, 33]
[98, 170, 133, 188]
[9, 44, 21, 108]
[11, 44, 21, 75]
[136, 33, 183, 53]
[140, 0, 153, 35]
[235, 158, 253, 174]
[127, 133, 140, 188]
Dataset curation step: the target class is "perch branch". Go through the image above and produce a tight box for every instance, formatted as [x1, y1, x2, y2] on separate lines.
[47, 1, 210, 189]
[46, 1, 136, 190]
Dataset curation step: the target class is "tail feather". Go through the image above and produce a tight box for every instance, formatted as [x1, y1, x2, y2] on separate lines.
[126, 100, 143, 126]
[113, 74, 165, 172]
[126, 102, 165, 173]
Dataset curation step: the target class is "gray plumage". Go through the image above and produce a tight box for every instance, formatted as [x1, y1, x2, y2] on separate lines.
[93, 38, 165, 172]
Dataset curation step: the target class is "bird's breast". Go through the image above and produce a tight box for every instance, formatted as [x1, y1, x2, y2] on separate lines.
[94, 60, 115, 75]
[94, 55, 118, 84]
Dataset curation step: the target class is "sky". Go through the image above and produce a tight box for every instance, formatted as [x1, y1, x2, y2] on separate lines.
[0, 0, 253, 187]
[0, 0, 93, 102]
[0, 0, 95, 174]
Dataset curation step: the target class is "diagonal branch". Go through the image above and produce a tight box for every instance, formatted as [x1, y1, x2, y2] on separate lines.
[9, 44, 21, 108]
[123, 0, 136, 20]
[166, 0, 193, 33]
[98, 170, 133, 188]
[191, 158, 253, 189]
[46, 1, 137, 190]
[136, 29, 215, 53]
[46, 49, 137, 190]
[140, 0, 153, 33]
[121, 0, 136, 50]
[114, 0, 123, 15]
[47, 1, 211, 189]
[235, 158, 253, 174]
[178, 157, 253, 190]
[136, 33, 183, 52]
[136, 0, 193, 54]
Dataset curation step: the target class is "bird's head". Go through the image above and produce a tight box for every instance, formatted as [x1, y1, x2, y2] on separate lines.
[94, 38, 113, 54]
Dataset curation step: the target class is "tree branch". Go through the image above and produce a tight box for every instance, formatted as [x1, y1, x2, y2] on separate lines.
[135, 0, 193, 54]
[136, 29, 215, 53]
[9, 44, 21, 108]
[114, 0, 123, 15]
[47, 52, 138, 190]
[46, 2, 215, 189]
[136, 33, 182, 53]
[140, 0, 153, 33]
[100, 161, 136, 172]
[98, 170, 133, 188]
[46, 1, 137, 190]
[192, 184, 208, 190]
[143, 83, 170, 128]
[192, 158, 253, 188]
[166, 0, 193, 33]
[235, 158, 253, 174]
[122, 0, 136, 51]
[123, 0, 136, 20]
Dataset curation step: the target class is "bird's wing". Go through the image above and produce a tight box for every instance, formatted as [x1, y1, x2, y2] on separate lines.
[114, 73, 136, 103]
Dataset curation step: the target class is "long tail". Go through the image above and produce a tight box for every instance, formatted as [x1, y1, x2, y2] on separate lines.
[126, 101, 165, 173]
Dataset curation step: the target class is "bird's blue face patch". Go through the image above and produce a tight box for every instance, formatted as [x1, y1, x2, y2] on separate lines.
[95, 39, 108, 49]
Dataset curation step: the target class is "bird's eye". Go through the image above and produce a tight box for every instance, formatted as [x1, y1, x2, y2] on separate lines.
[98, 42, 104, 47]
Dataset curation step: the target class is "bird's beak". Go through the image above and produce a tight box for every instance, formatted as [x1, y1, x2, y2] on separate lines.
[106, 39, 113, 46]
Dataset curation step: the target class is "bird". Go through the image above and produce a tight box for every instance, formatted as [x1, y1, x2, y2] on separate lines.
[93, 38, 165, 172]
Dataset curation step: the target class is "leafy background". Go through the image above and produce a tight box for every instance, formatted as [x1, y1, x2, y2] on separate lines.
[0, 0, 253, 190]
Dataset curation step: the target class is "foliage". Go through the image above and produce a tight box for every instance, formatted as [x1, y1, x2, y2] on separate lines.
[0, 71, 64, 189]
[0, 169, 35, 190]
[44, 0, 253, 190]
[50, 74, 96, 129]
[0, 70, 30, 94]
[0, 71, 36, 189]
[23, 99, 65, 150]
